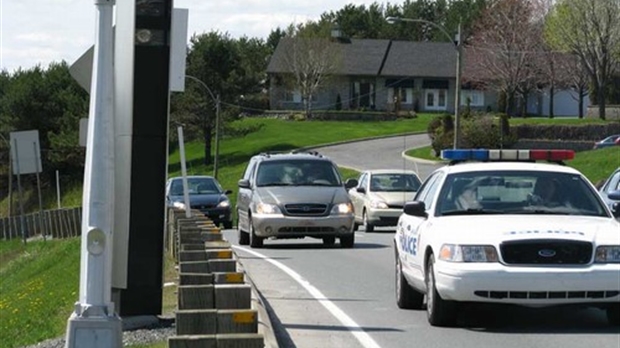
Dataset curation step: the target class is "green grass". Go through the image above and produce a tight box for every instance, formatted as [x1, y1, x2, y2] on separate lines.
[0, 238, 81, 348]
[0, 236, 178, 348]
[570, 147, 620, 184]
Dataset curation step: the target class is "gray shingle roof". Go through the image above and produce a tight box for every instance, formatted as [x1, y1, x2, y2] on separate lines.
[380, 41, 456, 78]
[267, 38, 457, 78]
[267, 38, 390, 76]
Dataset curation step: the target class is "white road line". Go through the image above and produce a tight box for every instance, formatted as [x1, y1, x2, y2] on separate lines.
[234, 245, 383, 348]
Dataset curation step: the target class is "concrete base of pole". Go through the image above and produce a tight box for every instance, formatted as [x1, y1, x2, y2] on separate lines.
[64, 311, 122, 348]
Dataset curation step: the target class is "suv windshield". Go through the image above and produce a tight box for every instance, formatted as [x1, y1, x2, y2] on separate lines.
[256, 159, 341, 187]
[435, 171, 608, 217]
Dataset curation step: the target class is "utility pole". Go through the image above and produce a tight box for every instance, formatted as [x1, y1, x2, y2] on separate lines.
[453, 22, 463, 149]
[184, 75, 221, 179]
[213, 94, 221, 179]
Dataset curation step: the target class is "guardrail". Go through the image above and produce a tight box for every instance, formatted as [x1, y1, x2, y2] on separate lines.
[0, 207, 82, 240]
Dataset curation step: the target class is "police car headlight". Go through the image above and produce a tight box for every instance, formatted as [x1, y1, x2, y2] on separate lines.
[172, 201, 186, 210]
[256, 203, 281, 214]
[439, 244, 498, 262]
[217, 200, 230, 208]
[331, 202, 353, 215]
[595, 246, 620, 263]
[369, 200, 389, 209]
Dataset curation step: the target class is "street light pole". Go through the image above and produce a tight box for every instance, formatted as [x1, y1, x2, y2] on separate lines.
[454, 22, 462, 149]
[386, 17, 463, 149]
[184, 75, 221, 179]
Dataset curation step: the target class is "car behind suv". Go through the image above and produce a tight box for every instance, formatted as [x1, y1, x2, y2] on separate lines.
[236, 151, 358, 248]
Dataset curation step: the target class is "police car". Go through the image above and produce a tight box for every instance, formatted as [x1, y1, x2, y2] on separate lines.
[394, 149, 620, 327]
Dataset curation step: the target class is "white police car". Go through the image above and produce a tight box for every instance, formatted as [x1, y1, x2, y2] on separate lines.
[394, 149, 620, 327]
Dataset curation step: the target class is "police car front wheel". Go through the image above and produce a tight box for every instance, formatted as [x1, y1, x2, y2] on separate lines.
[426, 255, 457, 327]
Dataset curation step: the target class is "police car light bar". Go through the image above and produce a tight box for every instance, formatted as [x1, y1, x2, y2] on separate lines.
[440, 149, 575, 162]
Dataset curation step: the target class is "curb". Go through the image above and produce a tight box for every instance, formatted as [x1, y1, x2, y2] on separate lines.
[234, 251, 280, 348]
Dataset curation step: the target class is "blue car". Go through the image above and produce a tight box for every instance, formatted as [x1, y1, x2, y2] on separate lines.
[165, 175, 233, 229]
[593, 134, 620, 149]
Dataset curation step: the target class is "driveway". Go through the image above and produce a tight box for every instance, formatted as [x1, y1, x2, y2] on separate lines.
[311, 133, 442, 180]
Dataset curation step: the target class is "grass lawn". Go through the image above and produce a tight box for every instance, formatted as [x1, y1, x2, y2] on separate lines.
[0, 236, 177, 348]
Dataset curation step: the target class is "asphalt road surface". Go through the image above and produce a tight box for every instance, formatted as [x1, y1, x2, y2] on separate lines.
[311, 133, 440, 180]
[223, 135, 620, 348]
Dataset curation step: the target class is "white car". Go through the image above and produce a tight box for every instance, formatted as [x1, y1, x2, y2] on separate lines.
[348, 169, 422, 232]
[394, 149, 620, 327]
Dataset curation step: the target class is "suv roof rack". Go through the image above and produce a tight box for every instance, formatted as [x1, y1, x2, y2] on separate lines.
[255, 150, 324, 159]
[290, 150, 323, 157]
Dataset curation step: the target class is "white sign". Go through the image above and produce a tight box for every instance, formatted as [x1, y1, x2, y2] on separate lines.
[10, 130, 42, 175]
[170, 8, 189, 92]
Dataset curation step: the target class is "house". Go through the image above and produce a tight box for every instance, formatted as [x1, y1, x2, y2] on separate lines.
[266, 36, 588, 117]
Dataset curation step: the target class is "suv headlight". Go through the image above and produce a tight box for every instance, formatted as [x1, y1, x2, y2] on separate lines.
[217, 200, 230, 208]
[595, 246, 620, 263]
[369, 200, 389, 209]
[439, 244, 499, 262]
[331, 202, 353, 215]
[256, 203, 281, 214]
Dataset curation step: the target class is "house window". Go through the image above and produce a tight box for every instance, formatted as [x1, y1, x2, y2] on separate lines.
[284, 90, 315, 103]
[388, 88, 411, 104]
[425, 89, 447, 110]
[461, 90, 485, 107]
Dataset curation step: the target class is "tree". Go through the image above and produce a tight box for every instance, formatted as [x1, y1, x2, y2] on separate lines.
[556, 53, 590, 118]
[276, 25, 342, 118]
[464, 0, 542, 116]
[545, 0, 620, 120]
[176, 31, 270, 165]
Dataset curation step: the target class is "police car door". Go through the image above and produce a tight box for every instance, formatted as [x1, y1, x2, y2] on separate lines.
[400, 172, 444, 287]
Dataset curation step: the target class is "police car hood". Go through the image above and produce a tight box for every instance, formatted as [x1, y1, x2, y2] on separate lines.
[433, 215, 620, 244]
[257, 186, 350, 205]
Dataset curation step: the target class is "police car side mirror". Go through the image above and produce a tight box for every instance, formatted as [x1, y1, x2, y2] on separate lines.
[224, 189, 233, 195]
[238, 179, 251, 189]
[403, 201, 427, 218]
[356, 187, 366, 194]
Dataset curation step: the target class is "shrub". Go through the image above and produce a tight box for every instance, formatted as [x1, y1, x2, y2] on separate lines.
[460, 114, 516, 149]
[429, 114, 455, 155]
[427, 115, 443, 142]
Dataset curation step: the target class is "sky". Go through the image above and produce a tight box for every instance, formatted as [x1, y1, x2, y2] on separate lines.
[0, 0, 380, 74]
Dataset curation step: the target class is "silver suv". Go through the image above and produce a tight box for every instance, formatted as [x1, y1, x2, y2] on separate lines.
[236, 151, 358, 248]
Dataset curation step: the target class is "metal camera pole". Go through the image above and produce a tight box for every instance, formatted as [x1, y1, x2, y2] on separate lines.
[64, 0, 122, 346]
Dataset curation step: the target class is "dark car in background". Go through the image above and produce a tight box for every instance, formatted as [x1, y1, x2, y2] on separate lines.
[593, 134, 620, 149]
[166, 175, 233, 229]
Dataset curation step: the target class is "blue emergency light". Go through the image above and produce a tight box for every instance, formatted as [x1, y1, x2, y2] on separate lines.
[440, 149, 575, 162]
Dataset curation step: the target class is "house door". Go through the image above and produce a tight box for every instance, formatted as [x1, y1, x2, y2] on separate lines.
[425, 89, 447, 111]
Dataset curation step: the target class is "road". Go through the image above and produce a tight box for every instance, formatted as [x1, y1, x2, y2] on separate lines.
[222, 135, 620, 348]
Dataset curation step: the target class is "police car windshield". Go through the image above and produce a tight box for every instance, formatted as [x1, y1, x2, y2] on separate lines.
[435, 171, 608, 217]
